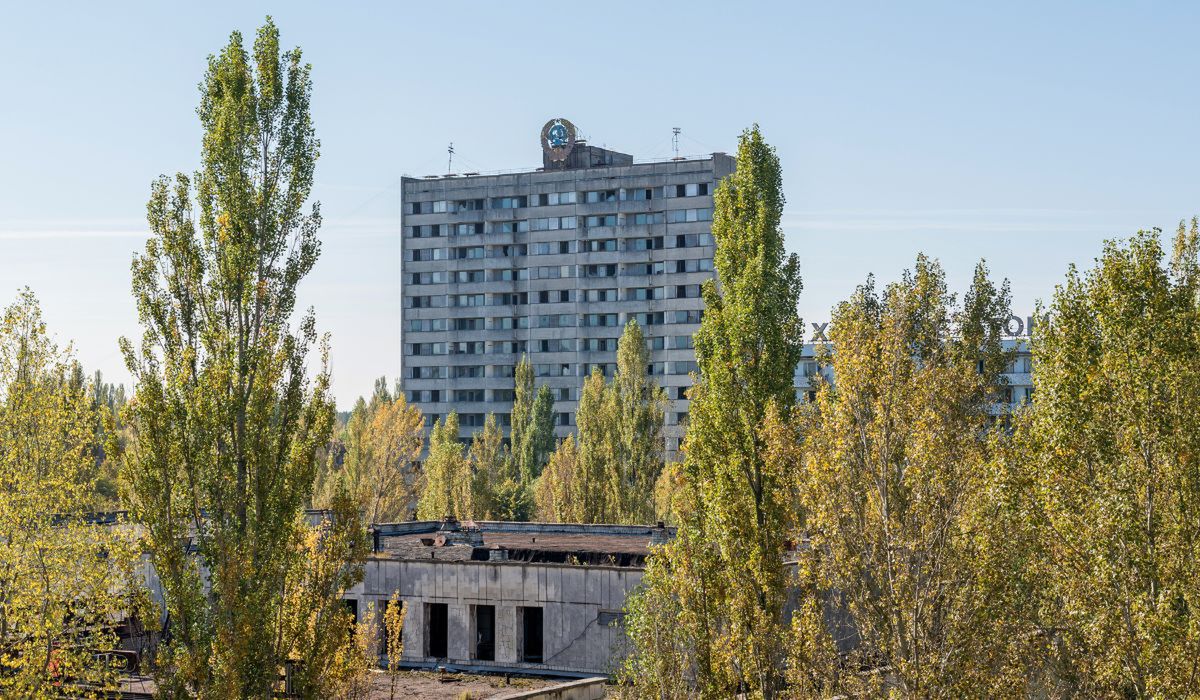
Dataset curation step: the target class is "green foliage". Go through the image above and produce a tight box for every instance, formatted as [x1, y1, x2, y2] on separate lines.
[535, 320, 668, 524]
[315, 378, 424, 523]
[0, 290, 150, 698]
[1019, 223, 1200, 696]
[509, 356, 555, 486]
[120, 18, 366, 697]
[467, 412, 507, 519]
[416, 413, 471, 520]
[620, 125, 803, 697]
[789, 257, 1017, 696]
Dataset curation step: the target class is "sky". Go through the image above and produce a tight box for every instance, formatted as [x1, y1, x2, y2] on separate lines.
[1, 2, 1197, 408]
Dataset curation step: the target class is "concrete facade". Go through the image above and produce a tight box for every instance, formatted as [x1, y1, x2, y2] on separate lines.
[400, 124, 735, 455]
[344, 520, 664, 678]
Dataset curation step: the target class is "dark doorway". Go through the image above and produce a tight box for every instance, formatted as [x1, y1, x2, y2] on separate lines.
[519, 606, 543, 663]
[474, 605, 495, 661]
[426, 603, 448, 658]
[343, 599, 358, 625]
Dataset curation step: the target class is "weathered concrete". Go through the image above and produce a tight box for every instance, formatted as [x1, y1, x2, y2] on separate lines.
[493, 676, 608, 700]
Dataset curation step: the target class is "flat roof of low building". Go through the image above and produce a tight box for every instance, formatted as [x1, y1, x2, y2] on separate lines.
[371, 519, 673, 568]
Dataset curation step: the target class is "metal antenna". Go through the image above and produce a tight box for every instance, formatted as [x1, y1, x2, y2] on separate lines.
[672, 127, 681, 159]
[447, 142, 455, 174]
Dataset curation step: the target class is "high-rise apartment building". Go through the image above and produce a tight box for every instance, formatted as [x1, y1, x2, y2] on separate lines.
[401, 119, 734, 453]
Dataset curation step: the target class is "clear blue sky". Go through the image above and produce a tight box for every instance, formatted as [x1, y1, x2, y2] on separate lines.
[1, 2, 1196, 408]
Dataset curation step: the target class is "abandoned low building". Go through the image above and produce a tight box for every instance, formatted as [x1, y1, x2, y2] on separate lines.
[344, 518, 671, 678]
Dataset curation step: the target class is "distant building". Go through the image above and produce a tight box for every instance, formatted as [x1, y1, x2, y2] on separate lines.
[793, 338, 1035, 411]
[400, 118, 734, 455]
[346, 518, 670, 677]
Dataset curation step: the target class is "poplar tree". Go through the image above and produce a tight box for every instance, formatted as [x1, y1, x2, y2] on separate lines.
[621, 125, 803, 697]
[1024, 223, 1200, 696]
[787, 258, 1015, 696]
[0, 290, 149, 698]
[467, 412, 506, 519]
[536, 320, 667, 524]
[121, 19, 366, 697]
[416, 413, 471, 520]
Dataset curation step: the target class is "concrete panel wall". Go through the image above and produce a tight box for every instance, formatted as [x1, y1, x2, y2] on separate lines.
[347, 558, 643, 677]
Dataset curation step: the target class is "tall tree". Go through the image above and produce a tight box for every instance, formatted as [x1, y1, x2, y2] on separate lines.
[621, 125, 803, 697]
[120, 19, 365, 697]
[787, 258, 1015, 696]
[467, 412, 507, 519]
[509, 355, 556, 486]
[416, 413, 471, 520]
[607, 320, 668, 524]
[0, 290, 149, 698]
[536, 320, 668, 524]
[316, 385, 424, 524]
[1023, 224, 1200, 696]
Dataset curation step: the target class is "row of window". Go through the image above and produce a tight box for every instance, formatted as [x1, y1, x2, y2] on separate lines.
[407, 259, 714, 285]
[406, 357, 700, 383]
[407, 285, 705, 308]
[409, 238, 716, 262]
[405, 210, 713, 238]
[407, 184, 711, 215]
[419, 411, 574, 428]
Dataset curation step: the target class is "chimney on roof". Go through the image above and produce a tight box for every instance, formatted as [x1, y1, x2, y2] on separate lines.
[651, 521, 669, 546]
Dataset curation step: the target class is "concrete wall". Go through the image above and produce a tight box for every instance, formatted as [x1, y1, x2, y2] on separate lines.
[346, 557, 643, 677]
[494, 677, 609, 700]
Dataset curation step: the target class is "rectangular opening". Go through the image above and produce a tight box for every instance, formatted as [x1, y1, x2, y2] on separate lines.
[384, 598, 404, 658]
[519, 606, 543, 663]
[473, 605, 495, 661]
[343, 598, 358, 625]
[425, 603, 448, 658]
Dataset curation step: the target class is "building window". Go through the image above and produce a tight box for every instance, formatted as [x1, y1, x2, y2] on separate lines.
[492, 389, 515, 402]
[518, 607, 544, 663]
[582, 239, 617, 253]
[530, 216, 576, 231]
[531, 241, 573, 255]
[634, 312, 665, 326]
[473, 605, 496, 661]
[623, 188, 655, 201]
[454, 222, 485, 236]
[667, 208, 713, 224]
[409, 247, 445, 261]
[452, 270, 484, 284]
[425, 603, 448, 658]
[628, 237, 663, 252]
[454, 389, 485, 403]
[532, 191, 577, 206]
[582, 264, 617, 278]
[583, 189, 618, 203]
[630, 212, 665, 225]
[584, 214, 617, 227]
[582, 289, 616, 303]
[491, 195, 528, 209]
[451, 366, 484, 379]
[582, 313, 619, 327]
[673, 183, 709, 197]
[673, 258, 714, 273]
[408, 365, 447, 380]
[494, 220, 529, 234]
[491, 244, 527, 258]
[626, 287, 662, 302]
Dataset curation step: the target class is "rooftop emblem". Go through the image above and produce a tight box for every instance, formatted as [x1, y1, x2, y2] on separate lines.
[541, 117, 576, 163]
